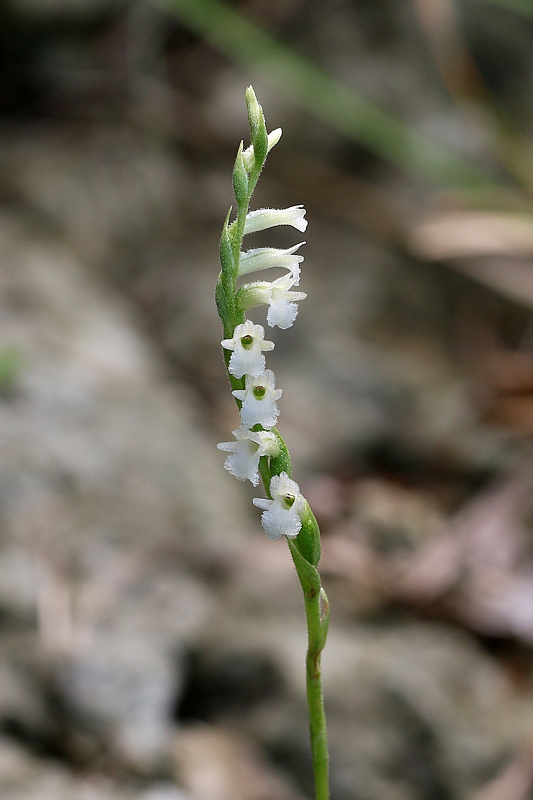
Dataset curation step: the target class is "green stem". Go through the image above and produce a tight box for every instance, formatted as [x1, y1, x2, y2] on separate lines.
[304, 585, 330, 800]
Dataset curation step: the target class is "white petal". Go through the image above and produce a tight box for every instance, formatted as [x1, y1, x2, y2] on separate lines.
[242, 128, 283, 171]
[267, 128, 282, 151]
[270, 472, 301, 498]
[237, 319, 260, 337]
[240, 394, 280, 429]
[224, 447, 261, 485]
[267, 299, 299, 329]
[253, 497, 272, 511]
[217, 441, 238, 453]
[228, 346, 266, 378]
[260, 505, 302, 540]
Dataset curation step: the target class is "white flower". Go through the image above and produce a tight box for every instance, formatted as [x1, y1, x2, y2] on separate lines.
[217, 427, 278, 486]
[253, 472, 305, 539]
[243, 128, 282, 171]
[232, 369, 282, 429]
[221, 320, 275, 378]
[244, 206, 308, 235]
[237, 273, 307, 329]
[238, 242, 305, 281]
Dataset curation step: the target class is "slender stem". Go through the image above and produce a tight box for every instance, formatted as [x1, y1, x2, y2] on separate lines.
[304, 587, 330, 800]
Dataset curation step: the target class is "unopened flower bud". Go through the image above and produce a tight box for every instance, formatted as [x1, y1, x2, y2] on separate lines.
[243, 128, 283, 171]
[238, 243, 305, 280]
[244, 206, 308, 235]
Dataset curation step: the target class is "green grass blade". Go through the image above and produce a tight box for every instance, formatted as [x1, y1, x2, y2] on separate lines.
[157, 0, 500, 189]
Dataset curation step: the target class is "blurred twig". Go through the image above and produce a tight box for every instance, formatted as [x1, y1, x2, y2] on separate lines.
[156, 0, 501, 190]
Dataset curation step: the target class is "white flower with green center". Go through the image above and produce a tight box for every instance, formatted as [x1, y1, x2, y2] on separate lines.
[217, 427, 279, 486]
[237, 272, 307, 329]
[232, 369, 282, 429]
[244, 206, 308, 235]
[221, 319, 275, 378]
[253, 472, 305, 539]
[238, 242, 305, 280]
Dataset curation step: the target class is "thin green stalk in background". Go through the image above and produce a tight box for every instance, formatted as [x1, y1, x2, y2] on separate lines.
[157, 0, 501, 190]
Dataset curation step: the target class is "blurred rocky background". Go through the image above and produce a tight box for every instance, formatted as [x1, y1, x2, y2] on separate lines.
[1, 0, 533, 798]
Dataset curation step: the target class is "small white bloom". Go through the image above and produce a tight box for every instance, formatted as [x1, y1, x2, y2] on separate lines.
[238, 242, 305, 281]
[232, 369, 282, 429]
[217, 427, 278, 485]
[221, 320, 275, 378]
[253, 472, 305, 539]
[243, 128, 282, 171]
[238, 273, 307, 329]
[244, 206, 308, 235]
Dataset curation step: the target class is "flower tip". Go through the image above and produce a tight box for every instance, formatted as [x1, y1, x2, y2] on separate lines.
[246, 86, 262, 130]
[267, 128, 282, 151]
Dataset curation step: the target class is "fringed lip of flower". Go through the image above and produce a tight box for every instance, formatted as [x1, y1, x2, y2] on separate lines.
[253, 471, 305, 539]
[217, 427, 279, 486]
[236, 273, 308, 329]
[244, 206, 308, 235]
[232, 369, 282, 429]
[221, 320, 275, 378]
[237, 242, 305, 281]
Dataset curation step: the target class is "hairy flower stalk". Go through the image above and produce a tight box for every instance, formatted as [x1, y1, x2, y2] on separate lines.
[215, 87, 330, 800]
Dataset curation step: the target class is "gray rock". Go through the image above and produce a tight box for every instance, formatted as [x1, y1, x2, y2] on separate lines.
[0, 210, 250, 769]
[56, 632, 178, 768]
[0, 737, 193, 800]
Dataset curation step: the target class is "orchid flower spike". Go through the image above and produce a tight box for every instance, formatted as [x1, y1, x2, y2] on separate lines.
[253, 472, 305, 539]
[238, 242, 305, 281]
[232, 369, 282, 429]
[237, 272, 307, 329]
[217, 427, 279, 486]
[221, 320, 275, 378]
[215, 89, 330, 797]
[244, 206, 308, 235]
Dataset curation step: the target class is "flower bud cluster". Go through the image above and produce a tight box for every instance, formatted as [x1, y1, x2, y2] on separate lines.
[217, 87, 309, 541]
